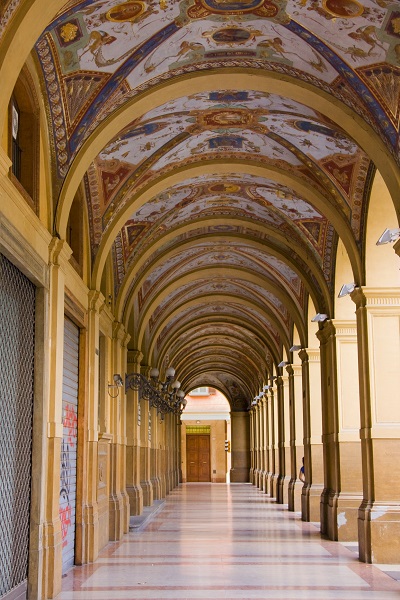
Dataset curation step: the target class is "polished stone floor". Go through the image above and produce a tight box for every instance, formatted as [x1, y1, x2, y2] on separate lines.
[57, 484, 400, 599]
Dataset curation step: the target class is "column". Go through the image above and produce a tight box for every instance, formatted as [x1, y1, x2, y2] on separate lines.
[76, 290, 103, 564]
[42, 238, 71, 598]
[268, 386, 278, 498]
[261, 396, 268, 492]
[249, 408, 255, 484]
[140, 375, 153, 505]
[288, 364, 304, 511]
[276, 376, 290, 504]
[230, 411, 250, 482]
[108, 322, 130, 540]
[300, 349, 324, 523]
[126, 350, 143, 516]
[353, 288, 400, 563]
[317, 320, 363, 540]
[150, 406, 162, 500]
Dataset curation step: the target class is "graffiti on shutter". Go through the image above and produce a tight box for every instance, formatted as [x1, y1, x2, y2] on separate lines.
[60, 318, 79, 574]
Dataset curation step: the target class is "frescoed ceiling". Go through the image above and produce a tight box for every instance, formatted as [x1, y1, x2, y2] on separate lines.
[10, 0, 400, 406]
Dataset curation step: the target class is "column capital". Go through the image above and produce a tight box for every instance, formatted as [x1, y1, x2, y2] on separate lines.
[88, 289, 104, 312]
[393, 238, 400, 257]
[48, 236, 72, 267]
[285, 364, 294, 377]
[316, 319, 336, 344]
[113, 321, 130, 347]
[331, 319, 357, 338]
[353, 287, 400, 308]
[127, 350, 143, 371]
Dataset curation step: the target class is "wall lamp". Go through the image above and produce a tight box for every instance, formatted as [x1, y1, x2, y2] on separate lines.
[376, 228, 400, 245]
[263, 385, 271, 391]
[278, 360, 290, 368]
[338, 283, 357, 298]
[108, 374, 124, 398]
[290, 345, 303, 352]
[311, 313, 328, 322]
[125, 367, 187, 417]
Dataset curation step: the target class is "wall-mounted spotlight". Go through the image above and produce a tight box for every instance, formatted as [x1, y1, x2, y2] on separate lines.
[290, 345, 302, 352]
[338, 283, 357, 298]
[108, 373, 123, 398]
[263, 385, 271, 391]
[311, 313, 328, 322]
[376, 228, 400, 245]
[278, 361, 290, 368]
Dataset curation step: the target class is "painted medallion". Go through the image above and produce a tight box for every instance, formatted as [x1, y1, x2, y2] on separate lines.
[106, 1, 146, 22]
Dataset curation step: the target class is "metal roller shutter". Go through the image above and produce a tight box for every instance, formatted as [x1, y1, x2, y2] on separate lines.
[0, 254, 35, 600]
[60, 317, 79, 574]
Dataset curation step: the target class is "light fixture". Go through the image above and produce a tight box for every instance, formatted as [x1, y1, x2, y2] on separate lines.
[278, 361, 290, 368]
[311, 313, 328, 322]
[108, 373, 123, 398]
[338, 283, 357, 298]
[290, 345, 302, 352]
[125, 366, 187, 416]
[263, 385, 270, 391]
[376, 228, 400, 245]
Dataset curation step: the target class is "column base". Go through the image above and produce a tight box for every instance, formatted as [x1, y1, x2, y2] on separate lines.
[78, 503, 99, 563]
[127, 484, 143, 516]
[359, 502, 400, 563]
[109, 492, 125, 541]
[277, 475, 291, 504]
[151, 476, 162, 500]
[301, 483, 324, 523]
[288, 479, 303, 512]
[269, 473, 279, 499]
[324, 492, 362, 541]
[141, 479, 154, 506]
[41, 520, 63, 599]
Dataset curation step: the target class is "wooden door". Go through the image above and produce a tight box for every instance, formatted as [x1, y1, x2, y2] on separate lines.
[186, 435, 210, 482]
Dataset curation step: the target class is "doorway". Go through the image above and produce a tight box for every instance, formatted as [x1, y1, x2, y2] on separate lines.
[186, 434, 211, 482]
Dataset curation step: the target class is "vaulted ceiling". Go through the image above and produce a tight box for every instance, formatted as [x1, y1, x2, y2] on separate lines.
[19, 0, 400, 406]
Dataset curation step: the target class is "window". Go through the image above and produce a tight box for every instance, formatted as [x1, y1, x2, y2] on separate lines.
[189, 387, 209, 396]
[8, 68, 39, 211]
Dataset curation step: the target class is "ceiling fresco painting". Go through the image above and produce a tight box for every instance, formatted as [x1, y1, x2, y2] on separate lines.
[6, 0, 398, 405]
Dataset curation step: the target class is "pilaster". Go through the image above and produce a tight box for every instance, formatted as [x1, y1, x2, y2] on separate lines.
[230, 412, 250, 482]
[126, 350, 144, 516]
[42, 238, 72, 599]
[140, 368, 154, 505]
[288, 364, 303, 512]
[299, 348, 324, 523]
[352, 287, 400, 563]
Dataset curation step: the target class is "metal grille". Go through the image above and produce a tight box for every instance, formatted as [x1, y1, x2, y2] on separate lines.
[0, 254, 35, 598]
[60, 318, 79, 574]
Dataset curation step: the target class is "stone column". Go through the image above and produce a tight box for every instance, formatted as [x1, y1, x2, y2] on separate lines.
[108, 322, 130, 540]
[352, 287, 400, 563]
[261, 396, 268, 492]
[268, 386, 278, 498]
[249, 408, 255, 484]
[150, 406, 162, 500]
[288, 364, 303, 511]
[76, 290, 103, 564]
[300, 349, 324, 523]
[263, 392, 270, 494]
[126, 350, 143, 516]
[230, 411, 250, 482]
[42, 237, 71, 599]
[317, 320, 363, 540]
[276, 376, 289, 504]
[140, 379, 153, 506]
[255, 403, 261, 487]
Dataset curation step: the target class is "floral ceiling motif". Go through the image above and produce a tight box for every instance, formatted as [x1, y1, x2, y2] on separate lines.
[17, 0, 399, 393]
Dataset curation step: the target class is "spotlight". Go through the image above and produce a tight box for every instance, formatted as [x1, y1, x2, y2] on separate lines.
[278, 361, 290, 368]
[290, 345, 302, 352]
[338, 283, 356, 298]
[311, 313, 328, 322]
[263, 385, 270, 391]
[113, 374, 123, 387]
[376, 228, 400, 245]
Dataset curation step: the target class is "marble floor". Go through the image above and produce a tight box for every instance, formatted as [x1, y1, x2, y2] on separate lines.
[57, 484, 400, 600]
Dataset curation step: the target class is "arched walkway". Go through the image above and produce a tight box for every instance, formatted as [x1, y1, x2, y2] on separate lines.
[57, 484, 400, 600]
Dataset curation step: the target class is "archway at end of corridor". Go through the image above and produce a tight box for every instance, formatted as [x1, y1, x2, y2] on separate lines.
[181, 387, 231, 484]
